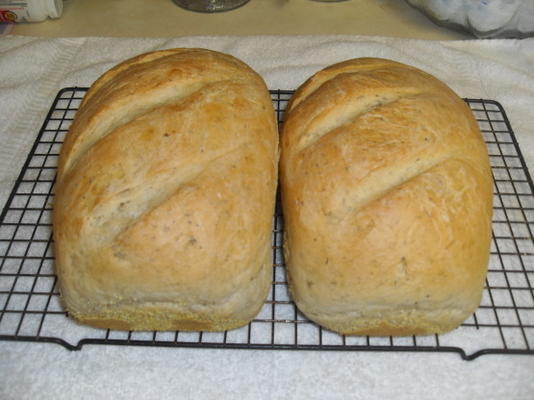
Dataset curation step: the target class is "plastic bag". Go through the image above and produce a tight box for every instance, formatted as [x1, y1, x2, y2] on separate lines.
[406, 0, 534, 38]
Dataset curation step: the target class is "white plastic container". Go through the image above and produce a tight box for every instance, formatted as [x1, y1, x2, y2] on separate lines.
[0, 0, 63, 23]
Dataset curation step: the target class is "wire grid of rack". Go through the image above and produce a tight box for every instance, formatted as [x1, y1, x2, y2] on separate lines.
[0, 87, 533, 360]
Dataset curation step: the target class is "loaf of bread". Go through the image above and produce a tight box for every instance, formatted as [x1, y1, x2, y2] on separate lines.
[53, 49, 278, 331]
[280, 58, 493, 336]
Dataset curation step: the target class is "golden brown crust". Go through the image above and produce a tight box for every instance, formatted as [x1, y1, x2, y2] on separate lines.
[280, 58, 493, 336]
[54, 48, 278, 331]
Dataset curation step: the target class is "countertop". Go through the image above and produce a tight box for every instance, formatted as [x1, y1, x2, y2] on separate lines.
[2, 1, 534, 400]
[10, 0, 471, 39]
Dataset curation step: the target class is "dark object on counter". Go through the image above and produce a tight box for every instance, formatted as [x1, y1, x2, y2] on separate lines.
[171, 0, 250, 13]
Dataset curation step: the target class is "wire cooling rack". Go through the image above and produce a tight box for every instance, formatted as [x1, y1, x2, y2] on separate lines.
[0, 87, 533, 360]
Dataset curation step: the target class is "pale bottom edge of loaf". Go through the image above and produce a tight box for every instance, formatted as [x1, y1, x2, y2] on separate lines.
[65, 260, 272, 332]
[61, 242, 274, 332]
[302, 306, 475, 337]
[69, 302, 263, 332]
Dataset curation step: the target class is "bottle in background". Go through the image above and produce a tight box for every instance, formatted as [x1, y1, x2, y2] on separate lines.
[0, 0, 63, 23]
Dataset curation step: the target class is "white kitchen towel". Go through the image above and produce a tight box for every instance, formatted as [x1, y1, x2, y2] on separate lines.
[0, 36, 534, 208]
[1, 35, 534, 209]
[1, 35, 534, 400]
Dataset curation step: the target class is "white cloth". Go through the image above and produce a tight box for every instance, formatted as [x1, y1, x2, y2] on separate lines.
[1, 35, 534, 400]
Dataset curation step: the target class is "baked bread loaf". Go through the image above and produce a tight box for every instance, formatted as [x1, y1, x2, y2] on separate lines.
[53, 49, 278, 331]
[280, 58, 493, 336]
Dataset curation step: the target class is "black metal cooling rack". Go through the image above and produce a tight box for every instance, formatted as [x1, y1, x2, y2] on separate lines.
[0, 87, 533, 360]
